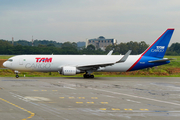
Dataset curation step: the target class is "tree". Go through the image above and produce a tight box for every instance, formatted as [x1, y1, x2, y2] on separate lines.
[105, 45, 114, 54]
[47, 43, 55, 47]
[138, 41, 149, 53]
[87, 44, 95, 51]
[61, 42, 78, 54]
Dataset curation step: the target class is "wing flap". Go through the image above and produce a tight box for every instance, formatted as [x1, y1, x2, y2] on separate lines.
[77, 63, 114, 71]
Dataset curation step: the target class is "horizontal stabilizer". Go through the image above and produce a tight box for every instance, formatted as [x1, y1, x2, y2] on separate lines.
[148, 58, 174, 63]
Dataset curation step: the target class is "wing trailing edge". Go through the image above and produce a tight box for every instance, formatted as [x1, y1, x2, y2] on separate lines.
[77, 50, 131, 71]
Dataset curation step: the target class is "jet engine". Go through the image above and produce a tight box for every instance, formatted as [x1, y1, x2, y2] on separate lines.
[60, 66, 81, 75]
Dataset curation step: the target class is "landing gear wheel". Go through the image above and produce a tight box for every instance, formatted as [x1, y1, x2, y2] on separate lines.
[14, 70, 19, 78]
[16, 75, 19, 78]
[83, 74, 89, 78]
[90, 75, 94, 78]
[83, 74, 86, 78]
[83, 74, 94, 79]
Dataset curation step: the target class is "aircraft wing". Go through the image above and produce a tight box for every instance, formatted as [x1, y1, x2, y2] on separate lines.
[77, 50, 132, 71]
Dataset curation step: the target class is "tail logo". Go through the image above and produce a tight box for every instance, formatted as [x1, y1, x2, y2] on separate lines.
[151, 46, 165, 52]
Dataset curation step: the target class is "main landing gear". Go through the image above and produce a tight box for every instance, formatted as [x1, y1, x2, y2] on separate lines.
[83, 74, 94, 78]
[83, 71, 94, 78]
[14, 70, 19, 78]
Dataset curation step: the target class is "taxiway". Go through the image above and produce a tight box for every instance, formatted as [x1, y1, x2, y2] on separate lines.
[0, 77, 180, 120]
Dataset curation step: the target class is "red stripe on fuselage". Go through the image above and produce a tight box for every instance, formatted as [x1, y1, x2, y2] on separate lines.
[127, 56, 142, 71]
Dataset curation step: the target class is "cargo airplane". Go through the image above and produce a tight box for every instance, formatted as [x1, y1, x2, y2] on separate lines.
[3, 29, 174, 78]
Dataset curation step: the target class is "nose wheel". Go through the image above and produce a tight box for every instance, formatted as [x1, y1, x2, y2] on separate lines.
[14, 70, 19, 78]
[16, 74, 19, 78]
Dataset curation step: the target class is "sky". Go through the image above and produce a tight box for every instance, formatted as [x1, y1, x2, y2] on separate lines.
[0, 0, 180, 45]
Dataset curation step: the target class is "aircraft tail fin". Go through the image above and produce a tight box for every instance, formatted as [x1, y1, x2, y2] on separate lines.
[142, 29, 174, 58]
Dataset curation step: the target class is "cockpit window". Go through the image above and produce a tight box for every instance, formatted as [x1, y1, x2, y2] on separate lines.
[7, 59, 13, 62]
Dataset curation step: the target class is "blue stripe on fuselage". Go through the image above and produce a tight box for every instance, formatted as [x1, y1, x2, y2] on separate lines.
[130, 56, 170, 71]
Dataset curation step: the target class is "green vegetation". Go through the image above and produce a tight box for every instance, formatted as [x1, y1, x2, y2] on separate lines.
[2, 36, 180, 55]
[166, 43, 180, 55]
[0, 55, 13, 59]
[1, 39, 180, 55]
[164, 56, 180, 67]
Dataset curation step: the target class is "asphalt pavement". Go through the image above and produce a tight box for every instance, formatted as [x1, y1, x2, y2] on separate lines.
[0, 77, 180, 120]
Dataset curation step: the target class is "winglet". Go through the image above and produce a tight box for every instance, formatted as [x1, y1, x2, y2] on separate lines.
[116, 50, 132, 63]
[107, 50, 113, 55]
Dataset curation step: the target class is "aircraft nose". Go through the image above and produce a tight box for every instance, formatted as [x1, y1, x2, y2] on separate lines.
[3, 62, 7, 67]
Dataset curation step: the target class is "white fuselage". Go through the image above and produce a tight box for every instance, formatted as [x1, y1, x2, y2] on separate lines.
[3, 55, 140, 72]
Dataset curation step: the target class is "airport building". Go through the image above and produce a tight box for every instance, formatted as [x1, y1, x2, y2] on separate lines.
[86, 36, 117, 50]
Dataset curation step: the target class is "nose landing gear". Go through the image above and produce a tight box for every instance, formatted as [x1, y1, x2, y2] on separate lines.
[16, 74, 19, 78]
[14, 70, 19, 78]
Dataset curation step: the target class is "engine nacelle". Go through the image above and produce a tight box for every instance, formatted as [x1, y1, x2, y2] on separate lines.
[60, 66, 80, 75]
